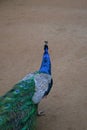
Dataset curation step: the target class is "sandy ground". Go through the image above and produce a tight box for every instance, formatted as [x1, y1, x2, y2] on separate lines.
[0, 0, 87, 130]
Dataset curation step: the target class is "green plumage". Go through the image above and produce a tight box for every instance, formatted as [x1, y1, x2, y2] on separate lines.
[0, 72, 38, 130]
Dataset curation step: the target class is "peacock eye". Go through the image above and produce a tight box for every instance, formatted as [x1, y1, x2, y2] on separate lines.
[14, 89, 20, 94]
[4, 103, 11, 109]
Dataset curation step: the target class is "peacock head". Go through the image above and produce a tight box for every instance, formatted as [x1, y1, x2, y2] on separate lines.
[44, 41, 48, 51]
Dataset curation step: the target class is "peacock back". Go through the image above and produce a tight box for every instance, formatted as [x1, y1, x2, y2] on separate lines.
[0, 72, 38, 130]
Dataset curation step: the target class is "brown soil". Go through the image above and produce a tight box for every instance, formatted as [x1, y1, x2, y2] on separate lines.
[0, 0, 87, 130]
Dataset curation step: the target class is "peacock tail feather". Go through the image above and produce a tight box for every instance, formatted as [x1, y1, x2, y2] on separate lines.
[0, 71, 39, 130]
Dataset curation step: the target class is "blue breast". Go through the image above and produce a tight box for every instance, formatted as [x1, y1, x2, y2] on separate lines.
[39, 48, 51, 75]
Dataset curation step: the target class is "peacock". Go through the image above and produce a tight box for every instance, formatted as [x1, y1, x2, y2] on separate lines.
[0, 41, 53, 130]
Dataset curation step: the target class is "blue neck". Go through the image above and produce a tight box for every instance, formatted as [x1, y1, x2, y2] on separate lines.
[39, 47, 51, 75]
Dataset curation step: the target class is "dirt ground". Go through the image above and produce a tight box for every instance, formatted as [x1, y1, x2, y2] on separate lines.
[0, 0, 87, 130]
